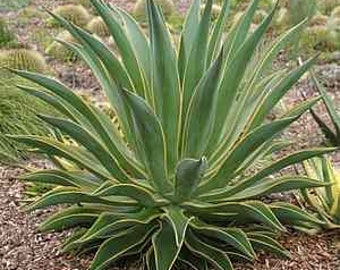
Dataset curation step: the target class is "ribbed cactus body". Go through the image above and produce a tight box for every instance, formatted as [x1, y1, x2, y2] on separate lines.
[0, 49, 47, 73]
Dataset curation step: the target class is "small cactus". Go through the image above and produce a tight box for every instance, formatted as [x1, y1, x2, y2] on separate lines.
[310, 14, 329, 27]
[134, 0, 175, 20]
[0, 49, 47, 73]
[45, 30, 78, 62]
[318, 0, 338, 15]
[86, 17, 109, 37]
[327, 17, 340, 50]
[331, 6, 340, 18]
[51, 5, 91, 27]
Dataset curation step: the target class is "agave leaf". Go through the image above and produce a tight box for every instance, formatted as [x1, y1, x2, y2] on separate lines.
[164, 206, 192, 247]
[20, 169, 99, 189]
[185, 230, 233, 270]
[10, 135, 114, 180]
[182, 0, 212, 111]
[93, 183, 160, 207]
[55, 34, 136, 147]
[16, 85, 77, 121]
[225, 176, 330, 201]
[147, 0, 180, 172]
[209, 3, 277, 149]
[153, 219, 182, 270]
[182, 49, 224, 157]
[203, 116, 303, 192]
[270, 202, 324, 225]
[190, 220, 256, 259]
[27, 187, 136, 211]
[89, 0, 146, 97]
[247, 232, 290, 259]
[184, 201, 285, 231]
[90, 224, 155, 270]
[178, 246, 209, 270]
[309, 109, 338, 146]
[77, 209, 160, 244]
[206, 0, 231, 64]
[10, 70, 129, 160]
[39, 206, 102, 231]
[39, 115, 131, 182]
[248, 19, 308, 87]
[248, 56, 317, 129]
[180, 0, 201, 64]
[114, 6, 151, 86]
[223, 0, 260, 62]
[175, 158, 207, 201]
[120, 89, 172, 194]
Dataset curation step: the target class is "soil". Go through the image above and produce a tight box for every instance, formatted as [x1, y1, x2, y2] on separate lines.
[0, 0, 339, 269]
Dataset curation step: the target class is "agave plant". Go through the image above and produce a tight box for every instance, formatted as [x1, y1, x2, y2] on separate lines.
[298, 157, 340, 230]
[307, 72, 340, 147]
[10, 0, 336, 269]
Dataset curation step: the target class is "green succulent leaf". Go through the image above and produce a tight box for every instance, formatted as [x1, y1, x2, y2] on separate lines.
[175, 157, 207, 201]
[153, 219, 182, 270]
[185, 230, 233, 270]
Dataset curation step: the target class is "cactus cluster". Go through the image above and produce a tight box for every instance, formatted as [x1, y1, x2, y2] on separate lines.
[0, 49, 47, 73]
[134, 0, 175, 20]
[45, 30, 79, 62]
[86, 17, 109, 37]
[51, 4, 91, 27]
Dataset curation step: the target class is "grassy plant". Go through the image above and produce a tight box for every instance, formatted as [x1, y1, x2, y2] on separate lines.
[0, 49, 47, 73]
[10, 0, 336, 269]
[86, 17, 109, 37]
[0, 72, 53, 161]
[298, 157, 340, 230]
[0, 19, 16, 48]
[50, 4, 91, 27]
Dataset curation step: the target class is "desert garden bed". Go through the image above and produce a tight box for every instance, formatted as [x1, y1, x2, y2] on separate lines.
[0, 0, 339, 269]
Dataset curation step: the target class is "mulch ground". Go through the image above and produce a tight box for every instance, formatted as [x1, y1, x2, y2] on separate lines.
[1, 0, 340, 269]
[1, 163, 339, 270]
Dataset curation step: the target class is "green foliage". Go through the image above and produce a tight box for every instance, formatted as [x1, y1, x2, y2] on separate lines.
[0, 49, 47, 73]
[134, 0, 175, 20]
[0, 72, 53, 161]
[86, 17, 109, 37]
[298, 157, 340, 230]
[308, 73, 340, 147]
[13, 0, 335, 269]
[0, 19, 16, 48]
[45, 30, 79, 62]
[0, 0, 30, 11]
[51, 4, 91, 27]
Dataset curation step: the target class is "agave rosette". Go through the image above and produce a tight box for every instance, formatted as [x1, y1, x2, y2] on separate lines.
[10, 0, 336, 269]
[300, 157, 340, 230]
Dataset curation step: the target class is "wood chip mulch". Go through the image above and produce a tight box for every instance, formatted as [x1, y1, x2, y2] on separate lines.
[0, 164, 339, 270]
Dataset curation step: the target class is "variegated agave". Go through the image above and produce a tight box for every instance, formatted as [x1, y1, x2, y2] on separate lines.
[11, 0, 336, 269]
[298, 157, 340, 231]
